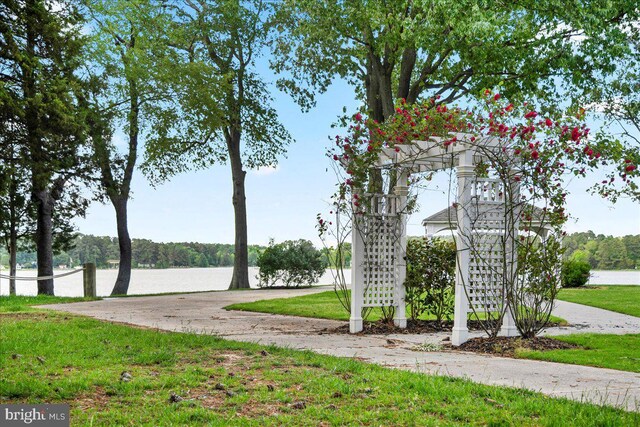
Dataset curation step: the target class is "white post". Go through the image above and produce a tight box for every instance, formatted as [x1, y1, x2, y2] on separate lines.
[500, 167, 520, 337]
[394, 169, 408, 328]
[350, 212, 364, 333]
[452, 152, 474, 346]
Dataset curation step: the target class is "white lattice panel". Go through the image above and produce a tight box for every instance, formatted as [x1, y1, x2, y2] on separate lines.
[468, 232, 504, 311]
[361, 195, 401, 308]
[467, 178, 507, 311]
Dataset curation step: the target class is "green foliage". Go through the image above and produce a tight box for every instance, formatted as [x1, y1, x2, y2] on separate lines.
[274, 0, 639, 120]
[257, 240, 327, 288]
[142, 0, 291, 181]
[404, 238, 456, 322]
[561, 259, 592, 288]
[0, 0, 95, 254]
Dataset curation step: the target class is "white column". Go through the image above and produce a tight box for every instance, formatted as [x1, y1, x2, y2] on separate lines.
[500, 167, 520, 337]
[350, 211, 364, 333]
[394, 169, 408, 328]
[452, 152, 474, 346]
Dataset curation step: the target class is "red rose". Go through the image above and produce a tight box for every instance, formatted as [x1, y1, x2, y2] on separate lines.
[524, 111, 538, 119]
[571, 127, 580, 141]
[545, 118, 553, 127]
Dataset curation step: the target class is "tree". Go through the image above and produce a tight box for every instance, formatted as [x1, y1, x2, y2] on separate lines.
[1, 0, 93, 295]
[143, 0, 291, 289]
[595, 238, 630, 269]
[84, 0, 174, 295]
[0, 142, 33, 295]
[274, 0, 637, 122]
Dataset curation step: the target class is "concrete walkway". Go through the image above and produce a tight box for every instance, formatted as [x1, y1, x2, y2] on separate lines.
[45, 288, 640, 412]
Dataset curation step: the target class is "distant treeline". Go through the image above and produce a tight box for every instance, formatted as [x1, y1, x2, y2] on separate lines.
[562, 231, 640, 270]
[2, 235, 352, 270]
[2, 232, 637, 270]
[3, 235, 265, 269]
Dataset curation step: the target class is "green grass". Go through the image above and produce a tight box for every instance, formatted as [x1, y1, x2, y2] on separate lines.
[225, 290, 567, 324]
[0, 295, 100, 313]
[0, 297, 636, 425]
[518, 334, 640, 373]
[557, 285, 640, 317]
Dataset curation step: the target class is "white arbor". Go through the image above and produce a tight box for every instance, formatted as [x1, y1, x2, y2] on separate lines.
[349, 133, 540, 345]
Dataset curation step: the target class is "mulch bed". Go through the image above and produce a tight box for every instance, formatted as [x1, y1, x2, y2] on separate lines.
[452, 336, 580, 357]
[325, 319, 563, 336]
[326, 319, 487, 335]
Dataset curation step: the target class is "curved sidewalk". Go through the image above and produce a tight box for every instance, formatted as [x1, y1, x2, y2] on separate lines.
[45, 288, 640, 412]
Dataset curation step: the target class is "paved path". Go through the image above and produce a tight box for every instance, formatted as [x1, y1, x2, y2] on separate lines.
[45, 288, 640, 412]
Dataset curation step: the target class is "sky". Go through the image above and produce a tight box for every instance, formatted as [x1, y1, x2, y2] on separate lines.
[74, 75, 640, 247]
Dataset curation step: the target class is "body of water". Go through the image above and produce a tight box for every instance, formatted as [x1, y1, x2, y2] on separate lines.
[587, 270, 640, 286]
[0, 267, 344, 297]
[1, 268, 637, 297]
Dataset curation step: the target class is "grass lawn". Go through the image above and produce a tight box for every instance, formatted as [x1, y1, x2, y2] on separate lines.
[557, 285, 640, 318]
[225, 290, 567, 324]
[0, 295, 100, 313]
[0, 297, 637, 425]
[518, 334, 640, 373]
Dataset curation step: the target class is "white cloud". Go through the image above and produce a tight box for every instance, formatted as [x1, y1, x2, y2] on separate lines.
[252, 165, 280, 176]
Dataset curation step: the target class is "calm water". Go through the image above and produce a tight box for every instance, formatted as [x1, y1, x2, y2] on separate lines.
[1, 267, 637, 297]
[0, 267, 344, 297]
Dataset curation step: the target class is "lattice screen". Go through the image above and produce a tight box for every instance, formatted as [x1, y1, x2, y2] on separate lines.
[361, 194, 401, 308]
[467, 178, 507, 311]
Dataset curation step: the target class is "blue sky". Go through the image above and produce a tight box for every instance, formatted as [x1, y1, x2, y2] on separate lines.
[74, 76, 640, 246]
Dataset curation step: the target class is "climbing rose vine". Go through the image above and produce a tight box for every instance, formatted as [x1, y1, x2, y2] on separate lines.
[317, 92, 637, 334]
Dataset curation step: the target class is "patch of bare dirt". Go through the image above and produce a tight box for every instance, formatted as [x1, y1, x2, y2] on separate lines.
[74, 386, 111, 411]
[452, 336, 580, 357]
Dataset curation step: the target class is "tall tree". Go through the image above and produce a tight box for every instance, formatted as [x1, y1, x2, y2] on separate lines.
[84, 0, 174, 295]
[0, 0, 92, 295]
[0, 142, 33, 295]
[273, 0, 638, 122]
[143, 0, 291, 289]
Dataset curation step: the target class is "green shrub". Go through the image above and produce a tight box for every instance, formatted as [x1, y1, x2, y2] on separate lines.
[561, 259, 591, 288]
[404, 238, 456, 321]
[257, 239, 328, 287]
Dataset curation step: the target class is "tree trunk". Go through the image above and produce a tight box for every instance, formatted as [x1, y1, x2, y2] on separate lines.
[8, 181, 18, 296]
[8, 235, 17, 296]
[33, 189, 54, 295]
[110, 196, 132, 295]
[227, 133, 250, 290]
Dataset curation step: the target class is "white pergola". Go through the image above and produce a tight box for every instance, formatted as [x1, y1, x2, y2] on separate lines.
[349, 134, 524, 345]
